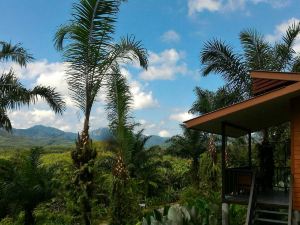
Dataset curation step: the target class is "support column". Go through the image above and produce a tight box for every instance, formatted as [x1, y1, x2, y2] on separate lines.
[222, 203, 229, 225]
[293, 210, 300, 225]
[248, 132, 252, 168]
[221, 123, 226, 201]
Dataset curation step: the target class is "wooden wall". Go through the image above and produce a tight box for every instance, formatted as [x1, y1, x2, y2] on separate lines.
[291, 97, 300, 210]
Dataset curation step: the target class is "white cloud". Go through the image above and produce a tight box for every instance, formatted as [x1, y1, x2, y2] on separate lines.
[8, 108, 71, 131]
[169, 112, 194, 122]
[251, 0, 290, 8]
[130, 80, 159, 109]
[266, 18, 300, 53]
[139, 49, 188, 80]
[4, 60, 66, 81]
[159, 130, 171, 138]
[161, 30, 181, 43]
[188, 0, 221, 15]
[3, 60, 160, 134]
[188, 0, 289, 15]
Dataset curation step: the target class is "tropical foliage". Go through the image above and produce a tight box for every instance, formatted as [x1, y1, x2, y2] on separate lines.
[0, 1, 298, 225]
[0, 148, 56, 225]
[200, 22, 300, 101]
[0, 41, 65, 131]
[54, 0, 148, 223]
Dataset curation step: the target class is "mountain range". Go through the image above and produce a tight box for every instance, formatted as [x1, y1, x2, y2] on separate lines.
[0, 125, 168, 149]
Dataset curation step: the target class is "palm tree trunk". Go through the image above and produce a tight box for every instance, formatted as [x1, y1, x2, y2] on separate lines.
[263, 128, 269, 142]
[24, 209, 35, 225]
[83, 109, 91, 137]
[192, 156, 200, 187]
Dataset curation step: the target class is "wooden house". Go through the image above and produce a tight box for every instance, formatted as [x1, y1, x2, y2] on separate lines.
[184, 71, 300, 225]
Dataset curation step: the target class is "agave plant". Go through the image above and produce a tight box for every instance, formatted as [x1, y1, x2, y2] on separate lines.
[141, 205, 218, 225]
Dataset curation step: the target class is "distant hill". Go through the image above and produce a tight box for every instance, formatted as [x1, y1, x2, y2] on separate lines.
[0, 125, 168, 149]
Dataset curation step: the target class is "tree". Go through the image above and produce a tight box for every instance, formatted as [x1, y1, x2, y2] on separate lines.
[0, 148, 56, 225]
[129, 130, 171, 198]
[200, 23, 300, 99]
[106, 68, 140, 225]
[189, 86, 240, 115]
[0, 41, 65, 131]
[168, 124, 207, 187]
[54, 1, 147, 224]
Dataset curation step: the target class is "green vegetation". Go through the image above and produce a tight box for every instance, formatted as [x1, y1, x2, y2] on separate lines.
[1, 0, 300, 225]
[53, 0, 148, 223]
[0, 41, 65, 132]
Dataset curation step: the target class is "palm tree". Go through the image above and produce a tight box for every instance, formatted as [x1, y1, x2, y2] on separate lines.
[168, 124, 207, 187]
[0, 148, 56, 225]
[189, 86, 240, 115]
[106, 68, 140, 224]
[54, 1, 147, 224]
[129, 130, 171, 198]
[0, 42, 65, 131]
[201, 23, 300, 99]
[198, 23, 300, 146]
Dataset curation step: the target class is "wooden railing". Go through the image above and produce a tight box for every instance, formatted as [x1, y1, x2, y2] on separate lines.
[273, 166, 290, 191]
[224, 167, 290, 198]
[245, 172, 257, 225]
[288, 176, 293, 225]
[224, 168, 253, 197]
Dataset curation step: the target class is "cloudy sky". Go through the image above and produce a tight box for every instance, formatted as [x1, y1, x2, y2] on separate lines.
[1, 0, 300, 137]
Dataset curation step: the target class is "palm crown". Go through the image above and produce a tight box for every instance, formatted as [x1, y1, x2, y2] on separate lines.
[54, 0, 148, 135]
[201, 22, 300, 100]
[0, 41, 65, 131]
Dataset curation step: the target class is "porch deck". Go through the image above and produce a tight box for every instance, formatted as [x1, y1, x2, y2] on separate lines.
[225, 190, 289, 207]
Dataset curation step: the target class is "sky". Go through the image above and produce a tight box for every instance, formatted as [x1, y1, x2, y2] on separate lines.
[0, 0, 300, 137]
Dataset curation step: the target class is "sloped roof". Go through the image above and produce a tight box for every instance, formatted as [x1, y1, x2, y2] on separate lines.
[184, 71, 300, 137]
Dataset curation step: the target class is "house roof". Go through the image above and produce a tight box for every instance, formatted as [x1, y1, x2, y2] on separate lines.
[184, 71, 300, 137]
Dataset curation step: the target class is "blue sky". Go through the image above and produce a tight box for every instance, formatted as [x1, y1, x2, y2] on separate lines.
[1, 0, 300, 137]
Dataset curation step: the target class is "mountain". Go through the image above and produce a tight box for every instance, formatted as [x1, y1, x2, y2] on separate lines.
[0, 125, 168, 149]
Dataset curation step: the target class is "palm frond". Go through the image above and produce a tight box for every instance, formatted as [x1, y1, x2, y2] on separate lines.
[189, 86, 241, 115]
[106, 66, 133, 140]
[107, 36, 148, 69]
[240, 29, 272, 70]
[0, 41, 33, 67]
[0, 110, 12, 132]
[273, 22, 300, 71]
[30, 86, 66, 114]
[291, 55, 300, 72]
[200, 39, 249, 94]
[189, 87, 215, 115]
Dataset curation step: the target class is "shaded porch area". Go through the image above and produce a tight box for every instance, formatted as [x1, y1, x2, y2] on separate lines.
[224, 166, 290, 207]
[225, 190, 289, 207]
[183, 71, 300, 224]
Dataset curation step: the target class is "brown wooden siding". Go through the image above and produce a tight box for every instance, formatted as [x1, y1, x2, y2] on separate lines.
[291, 97, 300, 210]
[252, 78, 295, 96]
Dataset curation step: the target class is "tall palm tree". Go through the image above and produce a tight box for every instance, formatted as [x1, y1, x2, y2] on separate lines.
[54, 1, 147, 224]
[201, 23, 300, 99]
[106, 68, 140, 225]
[0, 41, 65, 131]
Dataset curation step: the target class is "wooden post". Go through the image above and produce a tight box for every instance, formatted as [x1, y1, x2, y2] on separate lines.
[222, 122, 226, 202]
[248, 132, 252, 168]
[222, 203, 229, 225]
